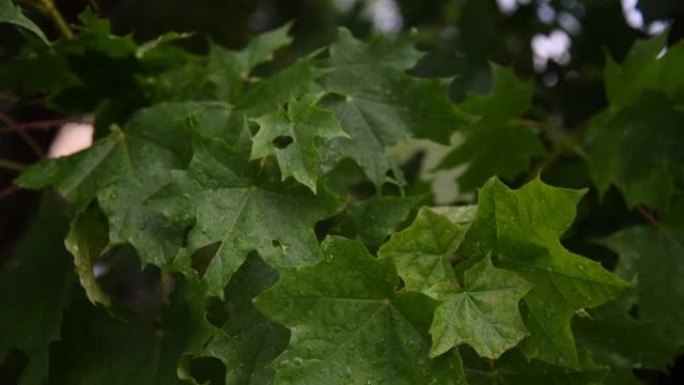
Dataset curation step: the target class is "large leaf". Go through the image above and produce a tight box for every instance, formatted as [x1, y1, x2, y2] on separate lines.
[0, 0, 48, 43]
[251, 93, 348, 191]
[461, 178, 629, 367]
[429, 256, 530, 359]
[585, 93, 684, 213]
[17, 102, 234, 268]
[255, 236, 466, 385]
[0, 196, 75, 385]
[149, 136, 340, 297]
[319, 28, 467, 185]
[438, 66, 544, 191]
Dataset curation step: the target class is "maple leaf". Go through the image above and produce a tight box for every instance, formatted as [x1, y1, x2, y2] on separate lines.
[600, 226, 684, 344]
[429, 256, 530, 359]
[17, 102, 236, 268]
[461, 177, 629, 367]
[318, 28, 467, 185]
[437, 66, 544, 191]
[378, 207, 469, 294]
[255, 236, 466, 385]
[251, 93, 348, 192]
[208, 23, 292, 102]
[149, 134, 340, 297]
[192, 255, 289, 385]
[0, 196, 75, 385]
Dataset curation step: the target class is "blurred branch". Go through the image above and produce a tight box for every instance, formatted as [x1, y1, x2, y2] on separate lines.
[0, 111, 44, 157]
[0, 158, 26, 172]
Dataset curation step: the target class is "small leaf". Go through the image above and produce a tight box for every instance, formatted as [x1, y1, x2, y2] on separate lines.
[429, 256, 530, 359]
[251, 93, 348, 191]
[0, 0, 49, 44]
[65, 205, 111, 307]
[379, 207, 469, 294]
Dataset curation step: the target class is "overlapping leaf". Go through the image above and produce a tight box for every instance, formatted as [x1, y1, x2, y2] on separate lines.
[0, 196, 75, 385]
[17, 102, 234, 268]
[251, 93, 348, 191]
[194, 255, 289, 385]
[429, 256, 530, 359]
[149, 134, 340, 297]
[601, 226, 684, 344]
[378, 207, 469, 294]
[586, 37, 684, 213]
[318, 28, 467, 185]
[255, 236, 466, 385]
[461, 178, 629, 367]
[48, 279, 213, 385]
[438, 66, 544, 191]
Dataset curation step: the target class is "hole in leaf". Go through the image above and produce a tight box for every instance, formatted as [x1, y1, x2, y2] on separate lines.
[191, 242, 221, 279]
[205, 296, 230, 327]
[188, 356, 226, 385]
[272, 135, 293, 149]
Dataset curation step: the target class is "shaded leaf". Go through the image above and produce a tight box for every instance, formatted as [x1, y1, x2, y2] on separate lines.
[255, 236, 466, 385]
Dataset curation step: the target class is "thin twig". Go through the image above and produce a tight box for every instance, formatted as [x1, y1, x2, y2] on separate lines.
[0, 158, 27, 171]
[0, 111, 44, 157]
[635, 204, 662, 231]
[0, 117, 93, 134]
[29, 0, 74, 40]
[0, 185, 18, 200]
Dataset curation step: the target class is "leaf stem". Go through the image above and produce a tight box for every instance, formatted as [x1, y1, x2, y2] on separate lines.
[0, 158, 27, 171]
[35, 0, 74, 40]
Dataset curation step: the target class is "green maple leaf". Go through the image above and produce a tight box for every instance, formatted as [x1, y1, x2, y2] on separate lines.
[464, 349, 607, 385]
[586, 37, 684, 213]
[255, 236, 466, 385]
[319, 28, 467, 185]
[0, 0, 48, 44]
[430, 256, 530, 359]
[0, 196, 76, 385]
[461, 178, 629, 367]
[149, 135, 340, 297]
[378, 207, 469, 294]
[194, 254, 289, 385]
[208, 23, 292, 102]
[438, 66, 544, 191]
[585, 93, 684, 213]
[600, 226, 684, 344]
[17, 102, 234, 268]
[604, 34, 684, 108]
[251, 93, 348, 192]
[49, 279, 213, 385]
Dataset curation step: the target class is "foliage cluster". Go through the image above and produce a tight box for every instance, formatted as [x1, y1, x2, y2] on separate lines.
[1, 1, 684, 384]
